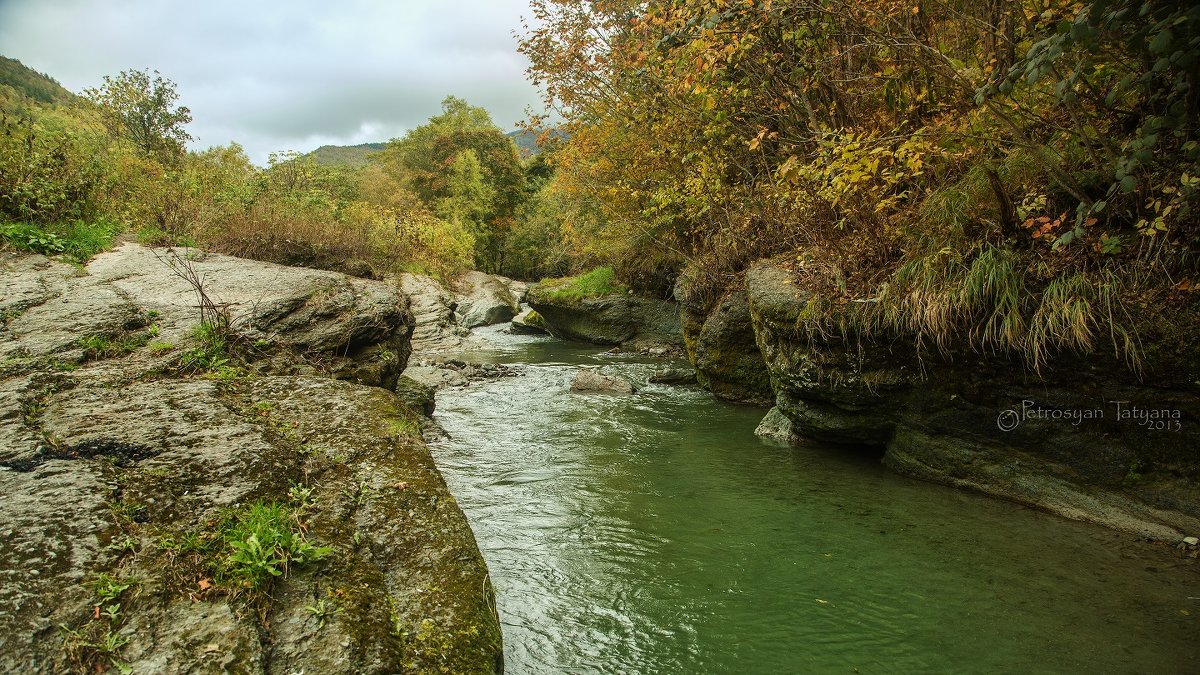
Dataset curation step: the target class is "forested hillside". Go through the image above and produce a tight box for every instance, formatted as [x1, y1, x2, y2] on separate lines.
[520, 0, 1200, 373]
[0, 56, 72, 104]
[304, 142, 386, 167]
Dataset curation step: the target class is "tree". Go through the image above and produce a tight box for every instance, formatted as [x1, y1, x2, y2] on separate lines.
[376, 96, 526, 272]
[85, 69, 192, 161]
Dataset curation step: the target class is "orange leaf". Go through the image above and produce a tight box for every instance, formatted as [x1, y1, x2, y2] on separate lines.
[198, 578, 212, 591]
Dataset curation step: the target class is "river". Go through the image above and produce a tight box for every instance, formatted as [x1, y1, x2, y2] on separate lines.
[429, 326, 1197, 674]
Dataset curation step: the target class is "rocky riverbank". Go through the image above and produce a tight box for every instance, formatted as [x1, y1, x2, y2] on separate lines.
[0, 245, 502, 673]
[681, 258, 1200, 541]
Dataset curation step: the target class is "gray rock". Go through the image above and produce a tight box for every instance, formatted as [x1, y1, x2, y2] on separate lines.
[452, 271, 520, 329]
[398, 272, 462, 348]
[394, 375, 436, 416]
[527, 284, 682, 348]
[510, 307, 549, 335]
[679, 289, 773, 404]
[744, 258, 1200, 540]
[649, 367, 697, 385]
[0, 247, 502, 673]
[571, 369, 637, 394]
[754, 406, 796, 443]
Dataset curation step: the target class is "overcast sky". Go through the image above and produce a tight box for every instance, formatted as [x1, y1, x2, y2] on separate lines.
[0, 0, 544, 163]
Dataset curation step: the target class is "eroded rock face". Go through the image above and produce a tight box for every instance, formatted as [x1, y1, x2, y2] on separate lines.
[745, 259, 1200, 540]
[510, 307, 549, 335]
[677, 287, 772, 405]
[754, 406, 796, 443]
[527, 287, 683, 349]
[0, 246, 502, 673]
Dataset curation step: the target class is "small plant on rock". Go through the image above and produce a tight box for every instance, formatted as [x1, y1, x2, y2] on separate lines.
[219, 501, 331, 591]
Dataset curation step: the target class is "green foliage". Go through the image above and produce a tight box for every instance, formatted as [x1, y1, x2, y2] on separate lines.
[219, 501, 331, 590]
[179, 321, 230, 373]
[0, 220, 118, 261]
[305, 142, 386, 167]
[521, 0, 1200, 372]
[1, 222, 65, 254]
[377, 96, 527, 272]
[0, 102, 111, 223]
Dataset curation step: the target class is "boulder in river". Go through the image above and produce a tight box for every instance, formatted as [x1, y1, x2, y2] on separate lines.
[649, 367, 698, 385]
[754, 406, 797, 443]
[527, 284, 682, 349]
[571, 369, 637, 395]
[452, 271, 521, 329]
[510, 307, 550, 335]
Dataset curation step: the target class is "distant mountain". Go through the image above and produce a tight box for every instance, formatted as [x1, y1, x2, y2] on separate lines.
[0, 55, 74, 104]
[507, 128, 566, 157]
[305, 142, 387, 168]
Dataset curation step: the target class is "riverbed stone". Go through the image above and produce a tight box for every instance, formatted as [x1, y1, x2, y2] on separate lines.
[452, 271, 521, 328]
[571, 369, 637, 394]
[754, 406, 796, 443]
[649, 367, 698, 385]
[510, 307, 549, 335]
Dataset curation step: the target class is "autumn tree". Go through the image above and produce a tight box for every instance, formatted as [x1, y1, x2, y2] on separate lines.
[521, 0, 1200, 369]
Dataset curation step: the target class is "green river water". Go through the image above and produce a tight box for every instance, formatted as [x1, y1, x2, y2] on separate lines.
[430, 326, 1197, 674]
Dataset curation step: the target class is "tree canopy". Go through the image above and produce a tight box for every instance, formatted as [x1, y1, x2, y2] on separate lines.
[84, 69, 193, 161]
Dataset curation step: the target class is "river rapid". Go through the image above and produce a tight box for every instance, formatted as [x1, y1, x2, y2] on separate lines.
[429, 326, 1197, 674]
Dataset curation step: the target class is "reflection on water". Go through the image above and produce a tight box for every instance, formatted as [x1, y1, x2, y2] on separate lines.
[430, 326, 1197, 674]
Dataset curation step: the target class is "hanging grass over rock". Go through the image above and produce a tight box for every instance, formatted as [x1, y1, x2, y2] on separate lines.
[536, 266, 625, 303]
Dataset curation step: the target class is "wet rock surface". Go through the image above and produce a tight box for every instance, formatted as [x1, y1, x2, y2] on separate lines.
[677, 288, 773, 405]
[570, 369, 637, 395]
[0, 246, 502, 673]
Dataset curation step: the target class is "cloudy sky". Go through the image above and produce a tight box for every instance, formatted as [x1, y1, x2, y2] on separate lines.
[0, 0, 544, 163]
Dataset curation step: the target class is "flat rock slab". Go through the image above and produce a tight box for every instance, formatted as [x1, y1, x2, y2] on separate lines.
[0, 247, 500, 673]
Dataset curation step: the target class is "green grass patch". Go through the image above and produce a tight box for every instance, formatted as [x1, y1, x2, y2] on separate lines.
[1, 219, 120, 262]
[538, 266, 625, 302]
